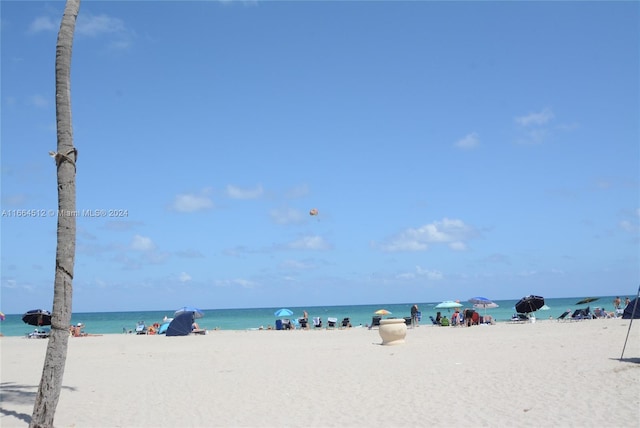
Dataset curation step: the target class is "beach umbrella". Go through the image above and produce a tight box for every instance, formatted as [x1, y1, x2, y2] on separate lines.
[540, 304, 551, 311]
[515, 295, 545, 314]
[468, 297, 495, 307]
[435, 301, 463, 311]
[469, 297, 498, 317]
[22, 309, 52, 326]
[175, 306, 204, 319]
[374, 309, 391, 316]
[575, 297, 599, 305]
[274, 308, 294, 317]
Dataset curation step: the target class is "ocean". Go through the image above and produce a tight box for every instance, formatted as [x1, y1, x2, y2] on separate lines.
[0, 295, 628, 337]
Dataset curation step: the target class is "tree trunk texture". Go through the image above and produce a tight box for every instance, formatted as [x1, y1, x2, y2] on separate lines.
[30, 1, 81, 427]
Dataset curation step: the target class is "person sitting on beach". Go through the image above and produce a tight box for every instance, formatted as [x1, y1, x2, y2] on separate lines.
[482, 315, 495, 325]
[613, 297, 621, 310]
[435, 311, 443, 325]
[440, 316, 450, 327]
[464, 309, 475, 327]
[450, 310, 458, 326]
[70, 323, 87, 337]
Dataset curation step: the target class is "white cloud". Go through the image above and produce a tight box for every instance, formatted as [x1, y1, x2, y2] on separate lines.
[454, 132, 480, 150]
[28, 16, 56, 34]
[619, 220, 639, 234]
[397, 266, 444, 281]
[377, 218, 476, 252]
[213, 278, 257, 289]
[76, 14, 125, 37]
[515, 108, 554, 126]
[514, 108, 555, 145]
[226, 184, 263, 199]
[170, 190, 213, 213]
[416, 266, 444, 280]
[131, 234, 155, 251]
[178, 272, 192, 282]
[284, 184, 310, 199]
[29, 95, 49, 108]
[279, 259, 315, 270]
[288, 235, 331, 250]
[270, 208, 304, 225]
[449, 241, 467, 251]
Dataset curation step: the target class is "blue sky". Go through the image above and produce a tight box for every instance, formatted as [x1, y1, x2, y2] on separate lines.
[1, 1, 638, 314]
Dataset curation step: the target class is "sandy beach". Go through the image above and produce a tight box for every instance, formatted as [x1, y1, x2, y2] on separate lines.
[1, 318, 639, 428]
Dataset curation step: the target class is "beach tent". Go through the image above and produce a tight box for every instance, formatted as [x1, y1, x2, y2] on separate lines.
[622, 297, 640, 319]
[620, 285, 640, 360]
[158, 321, 171, 334]
[166, 312, 193, 336]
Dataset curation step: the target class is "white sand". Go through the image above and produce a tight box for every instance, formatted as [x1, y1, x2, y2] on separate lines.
[1, 319, 639, 428]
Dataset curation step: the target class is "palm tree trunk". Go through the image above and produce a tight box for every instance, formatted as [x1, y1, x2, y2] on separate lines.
[30, 1, 81, 427]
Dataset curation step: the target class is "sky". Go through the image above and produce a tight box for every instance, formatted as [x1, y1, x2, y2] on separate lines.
[1, 1, 638, 314]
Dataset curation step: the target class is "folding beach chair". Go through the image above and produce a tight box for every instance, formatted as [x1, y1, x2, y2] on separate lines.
[313, 317, 322, 329]
[327, 317, 338, 329]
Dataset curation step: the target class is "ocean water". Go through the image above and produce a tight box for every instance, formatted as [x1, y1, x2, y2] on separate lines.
[0, 295, 629, 337]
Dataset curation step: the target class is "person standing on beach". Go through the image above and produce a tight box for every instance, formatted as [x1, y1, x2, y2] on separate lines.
[411, 304, 419, 328]
[614, 297, 621, 309]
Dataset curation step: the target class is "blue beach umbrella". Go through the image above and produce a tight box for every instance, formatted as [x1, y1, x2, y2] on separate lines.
[468, 297, 493, 306]
[175, 306, 205, 319]
[274, 308, 293, 317]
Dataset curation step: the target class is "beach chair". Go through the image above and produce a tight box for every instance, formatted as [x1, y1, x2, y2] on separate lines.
[582, 307, 594, 319]
[510, 313, 528, 323]
[341, 318, 351, 328]
[298, 318, 308, 329]
[313, 317, 322, 329]
[556, 310, 571, 321]
[135, 321, 147, 335]
[429, 315, 439, 326]
[27, 329, 50, 339]
[371, 316, 381, 328]
[275, 319, 284, 330]
[327, 317, 338, 329]
[282, 319, 293, 330]
[403, 317, 412, 326]
[570, 308, 590, 321]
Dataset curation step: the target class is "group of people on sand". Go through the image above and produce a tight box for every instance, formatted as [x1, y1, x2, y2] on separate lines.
[435, 308, 494, 327]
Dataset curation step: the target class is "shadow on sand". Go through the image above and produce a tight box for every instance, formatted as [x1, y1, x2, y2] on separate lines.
[0, 382, 77, 426]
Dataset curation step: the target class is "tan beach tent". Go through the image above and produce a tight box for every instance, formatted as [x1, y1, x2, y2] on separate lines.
[620, 284, 640, 360]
